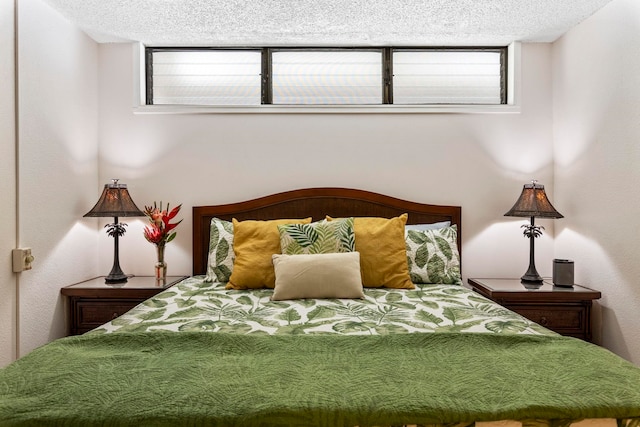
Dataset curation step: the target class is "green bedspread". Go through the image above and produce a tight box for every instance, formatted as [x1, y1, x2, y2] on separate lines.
[1, 332, 639, 427]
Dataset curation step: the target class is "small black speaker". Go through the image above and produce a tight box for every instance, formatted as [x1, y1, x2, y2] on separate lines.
[553, 259, 574, 287]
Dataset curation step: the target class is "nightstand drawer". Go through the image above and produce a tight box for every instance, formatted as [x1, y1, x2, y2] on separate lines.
[507, 305, 583, 330]
[76, 299, 141, 327]
[62, 276, 187, 336]
[467, 278, 600, 342]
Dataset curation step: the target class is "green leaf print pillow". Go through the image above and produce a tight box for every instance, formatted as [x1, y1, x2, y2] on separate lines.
[204, 218, 234, 283]
[405, 225, 461, 285]
[278, 218, 355, 255]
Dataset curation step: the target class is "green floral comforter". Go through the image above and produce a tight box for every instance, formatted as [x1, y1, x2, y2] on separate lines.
[93, 276, 553, 336]
[3, 331, 640, 426]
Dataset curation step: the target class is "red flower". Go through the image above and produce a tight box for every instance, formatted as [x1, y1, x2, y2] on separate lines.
[143, 224, 164, 245]
[143, 202, 183, 246]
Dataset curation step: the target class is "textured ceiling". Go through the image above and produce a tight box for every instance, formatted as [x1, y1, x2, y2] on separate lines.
[44, 0, 614, 46]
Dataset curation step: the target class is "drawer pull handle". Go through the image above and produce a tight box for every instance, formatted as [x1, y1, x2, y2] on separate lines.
[539, 316, 548, 325]
[111, 312, 119, 320]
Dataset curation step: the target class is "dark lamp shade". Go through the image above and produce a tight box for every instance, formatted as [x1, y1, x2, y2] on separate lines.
[84, 182, 144, 218]
[504, 182, 563, 219]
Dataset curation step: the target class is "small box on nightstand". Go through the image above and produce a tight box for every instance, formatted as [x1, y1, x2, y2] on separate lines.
[553, 259, 574, 287]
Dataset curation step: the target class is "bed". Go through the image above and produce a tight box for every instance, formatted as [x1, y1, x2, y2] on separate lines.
[1, 187, 639, 427]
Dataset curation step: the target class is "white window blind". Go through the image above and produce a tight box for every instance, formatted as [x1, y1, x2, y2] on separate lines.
[151, 50, 262, 105]
[393, 51, 502, 104]
[271, 51, 382, 105]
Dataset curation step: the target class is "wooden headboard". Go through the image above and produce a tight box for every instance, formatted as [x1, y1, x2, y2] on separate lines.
[192, 188, 461, 275]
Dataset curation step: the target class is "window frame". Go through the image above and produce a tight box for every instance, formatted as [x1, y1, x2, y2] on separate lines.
[145, 46, 264, 106]
[389, 47, 507, 105]
[144, 46, 509, 107]
[268, 47, 386, 105]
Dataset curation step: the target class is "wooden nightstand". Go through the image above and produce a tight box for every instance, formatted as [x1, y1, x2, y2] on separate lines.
[61, 276, 187, 335]
[467, 278, 601, 342]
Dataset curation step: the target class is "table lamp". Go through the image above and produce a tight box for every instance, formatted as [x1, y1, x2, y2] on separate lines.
[504, 180, 563, 283]
[84, 179, 145, 284]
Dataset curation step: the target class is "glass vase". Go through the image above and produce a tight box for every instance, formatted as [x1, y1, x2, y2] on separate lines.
[155, 244, 167, 282]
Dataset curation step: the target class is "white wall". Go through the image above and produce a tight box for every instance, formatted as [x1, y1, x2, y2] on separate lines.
[0, 0, 17, 367]
[98, 42, 556, 285]
[17, 0, 99, 356]
[552, 0, 640, 364]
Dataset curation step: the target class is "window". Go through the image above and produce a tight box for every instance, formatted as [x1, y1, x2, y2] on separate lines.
[146, 47, 507, 106]
[148, 49, 261, 105]
[271, 50, 382, 105]
[392, 50, 503, 104]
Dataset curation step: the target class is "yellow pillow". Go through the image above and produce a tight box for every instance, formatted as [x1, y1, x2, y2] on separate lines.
[328, 214, 413, 289]
[227, 218, 311, 289]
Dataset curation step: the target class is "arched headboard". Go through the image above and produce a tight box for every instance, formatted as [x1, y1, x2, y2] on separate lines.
[192, 188, 461, 275]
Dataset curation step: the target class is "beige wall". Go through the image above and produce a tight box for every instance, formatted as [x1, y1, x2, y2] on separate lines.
[0, 0, 17, 366]
[16, 0, 99, 357]
[552, 0, 640, 364]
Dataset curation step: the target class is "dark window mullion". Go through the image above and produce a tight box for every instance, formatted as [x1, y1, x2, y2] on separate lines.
[383, 48, 392, 104]
[500, 47, 508, 105]
[145, 47, 154, 105]
[261, 48, 272, 104]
